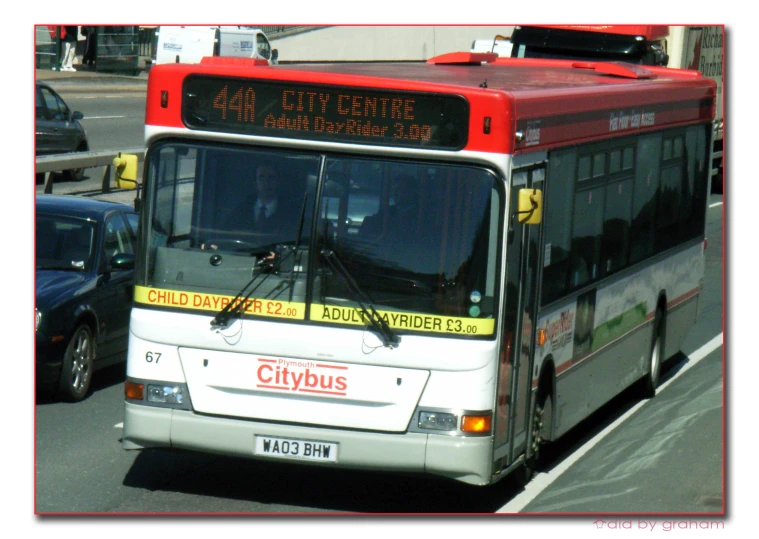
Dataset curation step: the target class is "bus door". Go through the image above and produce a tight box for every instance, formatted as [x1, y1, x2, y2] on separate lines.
[493, 153, 546, 472]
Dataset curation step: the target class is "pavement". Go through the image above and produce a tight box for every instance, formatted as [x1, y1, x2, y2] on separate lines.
[35, 64, 149, 92]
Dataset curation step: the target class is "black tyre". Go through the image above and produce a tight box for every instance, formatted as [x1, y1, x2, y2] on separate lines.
[58, 324, 95, 402]
[63, 146, 89, 181]
[64, 167, 85, 181]
[642, 309, 664, 398]
[517, 391, 552, 486]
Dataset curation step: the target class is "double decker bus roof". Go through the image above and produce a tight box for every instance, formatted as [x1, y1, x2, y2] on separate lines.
[146, 56, 716, 154]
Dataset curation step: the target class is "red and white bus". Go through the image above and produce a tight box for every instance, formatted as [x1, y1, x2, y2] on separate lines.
[123, 52, 715, 486]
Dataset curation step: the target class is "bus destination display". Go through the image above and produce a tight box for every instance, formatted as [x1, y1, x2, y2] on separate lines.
[182, 76, 469, 150]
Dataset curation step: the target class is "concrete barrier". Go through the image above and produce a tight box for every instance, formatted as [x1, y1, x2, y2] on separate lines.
[36, 148, 146, 195]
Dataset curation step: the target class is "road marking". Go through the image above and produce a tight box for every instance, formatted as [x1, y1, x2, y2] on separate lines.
[497, 333, 723, 513]
[84, 115, 128, 120]
[709, 201, 723, 208]
[114, 422, 123, 429]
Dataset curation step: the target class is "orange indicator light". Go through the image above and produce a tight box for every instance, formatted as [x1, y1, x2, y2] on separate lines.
[125, 381, 144, 400]
[461, 414, 492, 434]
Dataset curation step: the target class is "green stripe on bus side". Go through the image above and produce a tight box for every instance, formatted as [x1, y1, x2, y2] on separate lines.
[591, 301, 648, 352]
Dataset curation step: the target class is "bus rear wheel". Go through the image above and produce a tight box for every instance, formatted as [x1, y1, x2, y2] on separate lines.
[642, 309, 664, 398]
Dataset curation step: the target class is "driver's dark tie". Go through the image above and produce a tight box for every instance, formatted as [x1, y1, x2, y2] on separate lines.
[257, 206, 267, 225]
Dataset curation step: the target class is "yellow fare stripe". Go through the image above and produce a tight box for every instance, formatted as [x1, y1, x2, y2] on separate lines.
[312, 304, 494, 336]
[134, 287, 493, 335]
[134, 286, 306, 319]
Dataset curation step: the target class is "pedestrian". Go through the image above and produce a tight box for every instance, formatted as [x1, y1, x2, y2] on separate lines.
[82, 26, 96, 67]
[61, 25, 79, 72]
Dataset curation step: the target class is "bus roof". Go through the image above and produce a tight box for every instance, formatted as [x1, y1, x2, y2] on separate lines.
[146, 55, 716, 154]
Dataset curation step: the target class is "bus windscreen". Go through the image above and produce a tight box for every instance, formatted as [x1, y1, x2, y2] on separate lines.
[182, 76, 470, 150]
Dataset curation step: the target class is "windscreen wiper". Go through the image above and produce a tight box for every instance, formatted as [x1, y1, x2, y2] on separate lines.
[210, 195, 310, 329]
[210, 248, 288, 329]
[320, 248, 400, 349]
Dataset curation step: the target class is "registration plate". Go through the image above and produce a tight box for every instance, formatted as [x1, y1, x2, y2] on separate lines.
[254, 435, 338, 462]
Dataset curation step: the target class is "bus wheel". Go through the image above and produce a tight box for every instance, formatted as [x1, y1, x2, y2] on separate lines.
[58, 324, 95, 402]
[642, 309, 664, 398]
[518, 391, 552, 485]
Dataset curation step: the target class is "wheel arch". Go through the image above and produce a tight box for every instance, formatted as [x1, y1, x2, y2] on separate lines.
[535, 355, 557, 441]
[71, 304, 100, 347]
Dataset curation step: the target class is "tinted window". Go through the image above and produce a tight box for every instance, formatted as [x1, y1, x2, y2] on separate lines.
[542, 148, 575, 304]
[630, 133, 660, 263]
[656, 135, 685, 251]
[570, 186, 604, 288]
[125, 212, 139, 239]
[602, 178, 633, 275]
[103, 214, 135, 262]
[541, 126, 709, 306]
[40, 87, 67, 121]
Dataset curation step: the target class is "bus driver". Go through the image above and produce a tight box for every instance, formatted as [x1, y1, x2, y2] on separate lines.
[202, 162, 298, 251]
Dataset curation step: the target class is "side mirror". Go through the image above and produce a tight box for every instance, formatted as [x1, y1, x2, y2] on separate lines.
[72, 111, 84, 121]
[271, 49, 279, 65]
[111, 252, 136, 271]
[113, 152, 139, 190]
[517, 188, 543, 225]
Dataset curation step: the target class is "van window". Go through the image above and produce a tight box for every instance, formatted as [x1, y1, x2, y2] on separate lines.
[256, 34, 271, 60]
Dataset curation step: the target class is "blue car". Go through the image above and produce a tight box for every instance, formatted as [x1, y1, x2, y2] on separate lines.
[36, 195, 138, 401]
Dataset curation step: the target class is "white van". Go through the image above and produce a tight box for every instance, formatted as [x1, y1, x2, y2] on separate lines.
[153, 26, 278, 65]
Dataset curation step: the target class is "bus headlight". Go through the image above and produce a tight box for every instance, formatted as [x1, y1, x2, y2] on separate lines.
[418, 411, 458, 431]
[148, 384, 186, 405]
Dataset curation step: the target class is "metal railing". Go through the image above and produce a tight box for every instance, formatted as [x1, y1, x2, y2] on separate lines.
[138, 27, 156, 57]
[36, 148, 146, 195]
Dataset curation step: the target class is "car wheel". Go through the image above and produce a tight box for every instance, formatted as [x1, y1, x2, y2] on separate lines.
[64, 145, 89, 181]
[64, 167, 85, 181]
[58, 324, 95, 401]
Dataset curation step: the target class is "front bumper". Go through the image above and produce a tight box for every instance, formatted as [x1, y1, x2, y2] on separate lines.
[123, 402, 495, 485]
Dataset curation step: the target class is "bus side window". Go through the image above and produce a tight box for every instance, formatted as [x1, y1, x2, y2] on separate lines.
[571, 186, 604, 288]
[541, 149, 575, 305]
[602, 178, 633, 275]
[656, 147, 683, 251]
[630, 133, 661, 264]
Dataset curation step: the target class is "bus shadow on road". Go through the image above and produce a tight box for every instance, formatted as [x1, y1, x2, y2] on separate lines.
[530, 351, 688, 478]
[121, 447, 529, 513]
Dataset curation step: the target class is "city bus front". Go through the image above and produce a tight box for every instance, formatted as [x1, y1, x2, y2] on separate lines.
[123, 69, 514, 486]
